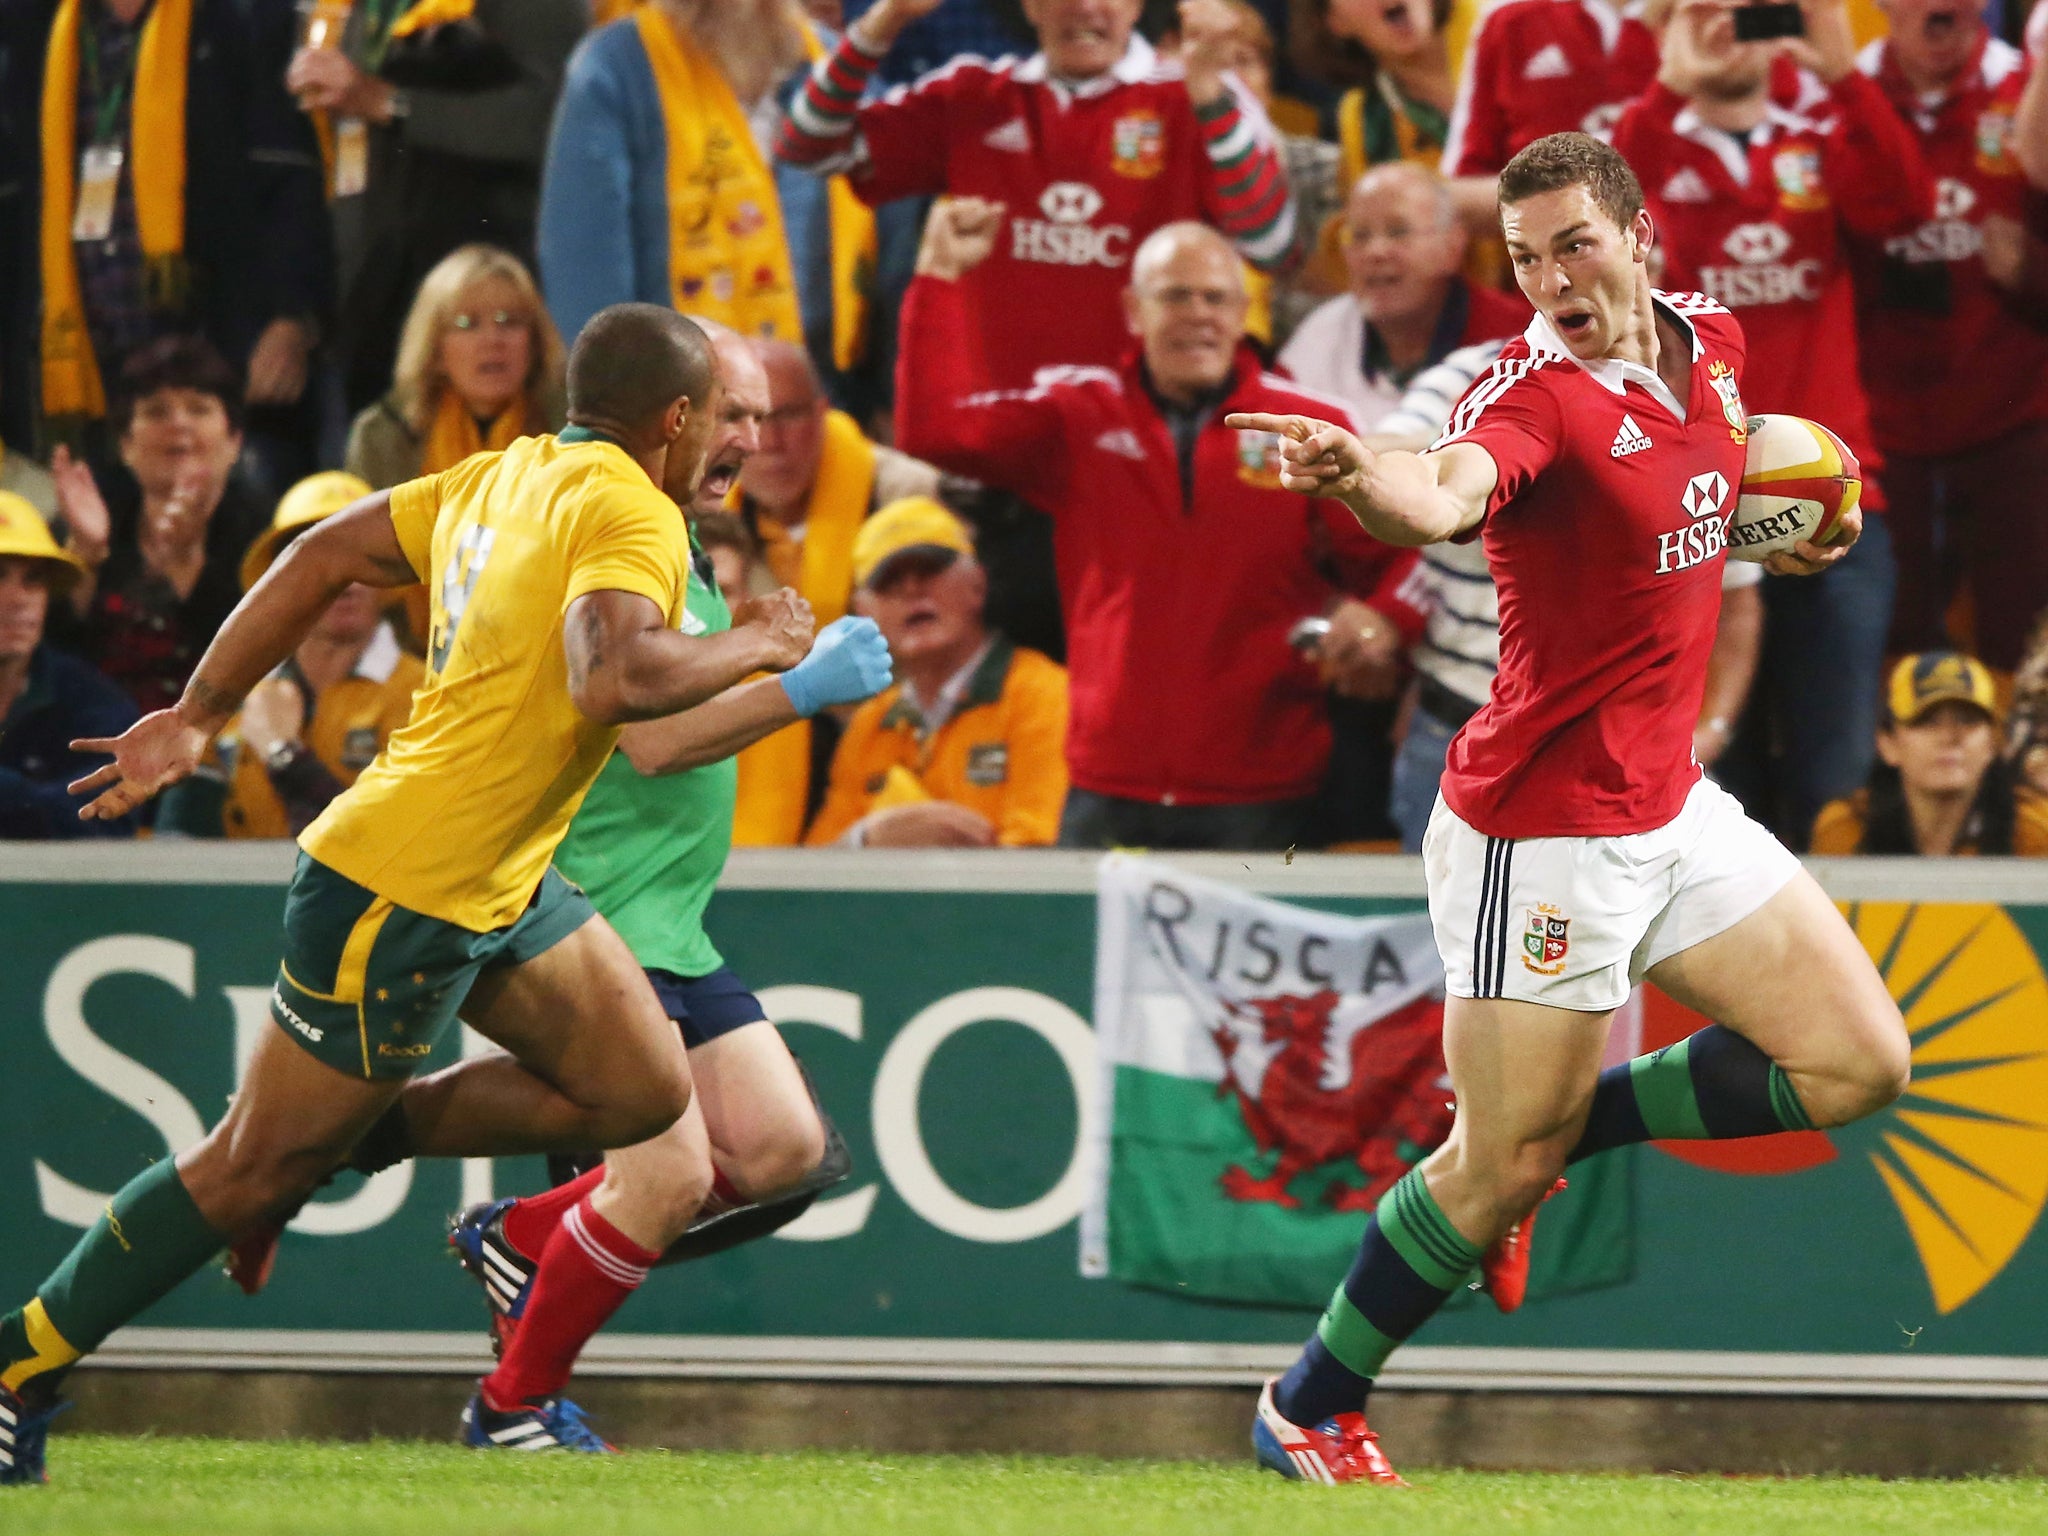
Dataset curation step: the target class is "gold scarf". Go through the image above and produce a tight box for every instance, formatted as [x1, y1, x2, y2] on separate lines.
[421, 387, 527, 474]
[41, 0, 193, 421]
[732, 718, 813, 845]
[634, 8, 875, 369]
[744, 408, 874, 627]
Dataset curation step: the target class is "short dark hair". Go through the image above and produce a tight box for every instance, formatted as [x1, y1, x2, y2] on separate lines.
[114, 334, 243, 435]
[1498, 132, 1645, 233]
[565, 303, 717, 432]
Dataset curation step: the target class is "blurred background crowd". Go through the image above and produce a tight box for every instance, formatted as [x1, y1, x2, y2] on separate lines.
[2, 0, 2046, 857]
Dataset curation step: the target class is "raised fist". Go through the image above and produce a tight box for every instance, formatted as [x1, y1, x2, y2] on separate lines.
[736, 587, 816, 672]
[916, 197, 1007, 282]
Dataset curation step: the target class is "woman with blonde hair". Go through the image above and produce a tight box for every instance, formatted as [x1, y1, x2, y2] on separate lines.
[345, 243, 566, 492]
[345, 244, 565, 645]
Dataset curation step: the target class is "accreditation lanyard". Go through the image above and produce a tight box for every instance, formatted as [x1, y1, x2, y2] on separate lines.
[73, 12, 141, 243]
[311, 0, 399, 198]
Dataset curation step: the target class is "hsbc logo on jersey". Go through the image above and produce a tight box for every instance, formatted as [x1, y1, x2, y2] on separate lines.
[1887, 178, 1985, 266]
[1698, 221, 1822, 306]
[1723, 223, 1790, 264]
[1658, 472, 1731, 574]
[1012, 181, 1131, 268]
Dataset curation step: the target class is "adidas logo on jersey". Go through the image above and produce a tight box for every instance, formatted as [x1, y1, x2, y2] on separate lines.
[1611, 414, 1653, 458]
[1524, 44, 1572, 80]
[984, 118, 1030, 153]
[1660, 168, 1713, 204]
[1094, 428, 1147, 461]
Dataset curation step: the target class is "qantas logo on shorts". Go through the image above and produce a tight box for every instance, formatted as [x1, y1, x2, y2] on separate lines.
[1522, 905, 1570, 976]
[271, 987, 324, 1044]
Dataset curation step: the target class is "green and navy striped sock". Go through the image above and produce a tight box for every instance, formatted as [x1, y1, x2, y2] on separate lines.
[1273, 1167, 1481, 1427]
[1569, 1024, 1814, 1164]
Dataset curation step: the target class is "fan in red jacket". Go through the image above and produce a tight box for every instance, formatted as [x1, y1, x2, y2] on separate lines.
[778, 0, 1293, 392]
[896, 202, 1427, 851]
[1848, 0, 2048, 671]
[1616, 0, 1937, 845]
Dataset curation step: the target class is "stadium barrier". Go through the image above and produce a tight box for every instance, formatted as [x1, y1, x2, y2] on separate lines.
[4, 844, 2047, 1401]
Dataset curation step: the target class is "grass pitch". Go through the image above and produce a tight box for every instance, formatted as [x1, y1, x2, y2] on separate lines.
[5, 1437, 2044, 1536]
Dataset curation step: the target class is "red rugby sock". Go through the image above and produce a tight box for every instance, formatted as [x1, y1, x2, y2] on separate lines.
[501, 1169, 603, 1258]
[481, 1197, 657, 1410]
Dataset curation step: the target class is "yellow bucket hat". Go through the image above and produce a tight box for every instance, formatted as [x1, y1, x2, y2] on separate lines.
[241, 471, 374, 590]
[0, 491, 88, 593]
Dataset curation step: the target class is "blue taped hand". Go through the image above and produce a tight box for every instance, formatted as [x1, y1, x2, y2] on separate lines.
[779, 616, 895, 718]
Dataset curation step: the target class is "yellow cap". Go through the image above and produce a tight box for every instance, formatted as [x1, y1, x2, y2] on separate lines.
[1887, 651, 2000, 725]
[852, 497, 975, 589]
[0, 491, 88, 592]
[241, 471, 374, 590]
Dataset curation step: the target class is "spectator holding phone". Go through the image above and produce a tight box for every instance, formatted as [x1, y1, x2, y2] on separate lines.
[1617, 0, 1935, 844]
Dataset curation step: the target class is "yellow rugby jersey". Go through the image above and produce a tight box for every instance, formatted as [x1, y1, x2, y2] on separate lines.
[299, 432, 691, 931]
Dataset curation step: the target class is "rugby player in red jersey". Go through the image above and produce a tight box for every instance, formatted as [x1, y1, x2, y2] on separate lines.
[1229, 132, 1910, 1487]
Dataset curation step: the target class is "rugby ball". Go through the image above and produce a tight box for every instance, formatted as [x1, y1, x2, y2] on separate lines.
[1728, 414, 1862, 563]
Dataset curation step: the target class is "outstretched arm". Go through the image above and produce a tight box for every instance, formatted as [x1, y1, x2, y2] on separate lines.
[69, 492, 417, 820]
[1223, 412, 1498, 547]
[616, 613, 894, 775]
[564, 588, 816, 727]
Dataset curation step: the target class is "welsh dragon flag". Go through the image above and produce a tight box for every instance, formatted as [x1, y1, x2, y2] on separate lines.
[1080, 855, 1635, 1308]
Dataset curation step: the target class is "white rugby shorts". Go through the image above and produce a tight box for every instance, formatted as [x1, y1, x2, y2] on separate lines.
[1422, 776, 1801, 1013]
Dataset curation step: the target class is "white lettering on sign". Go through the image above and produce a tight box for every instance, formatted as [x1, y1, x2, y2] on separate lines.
[34, 937, 207, 1228]
[27, 939, 1102, 1247]
[870, 987, 1097, 1244]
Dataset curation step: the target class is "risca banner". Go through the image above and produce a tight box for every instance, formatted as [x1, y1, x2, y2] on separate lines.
[1081, 855, 1633, 1308]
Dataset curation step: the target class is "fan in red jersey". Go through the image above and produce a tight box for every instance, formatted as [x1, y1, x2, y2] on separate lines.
[1443, 0, 1662, 178]
[1228, 133, 1909, 1489]
[1614, 0, 1936, 844]
[777, 0, 1294, 391]
[1849, 0, 2048, 674]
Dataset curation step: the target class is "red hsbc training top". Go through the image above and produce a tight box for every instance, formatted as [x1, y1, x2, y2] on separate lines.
[780, 35, 1293, 390]
[1432, 294, 1751, 838]
[1615, 72, 1934, 510]
[1848, 35, 2048, 458]
[1444, 0, 1660, 175]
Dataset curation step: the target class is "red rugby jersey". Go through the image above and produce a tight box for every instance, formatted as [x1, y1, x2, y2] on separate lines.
[1432, 294, 1751, 838]
[1848, 35, 2048, 458]
[1615, 73, 1934, 507]
[1444, 0, 1660, 176]
[780, 35, 1291, 390]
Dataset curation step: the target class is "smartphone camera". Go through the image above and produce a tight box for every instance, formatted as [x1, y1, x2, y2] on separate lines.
[1732, 2, 1806, 41]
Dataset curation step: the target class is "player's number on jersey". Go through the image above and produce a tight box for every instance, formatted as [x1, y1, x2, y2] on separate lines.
[431, 525, 496, 673]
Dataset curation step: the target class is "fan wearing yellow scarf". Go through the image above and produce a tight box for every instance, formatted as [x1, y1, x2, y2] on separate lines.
[538, 0, 884, 392]
[344, 244, 566, 646]
[732, 338, 947, 630]
[37, 0, 331, 432]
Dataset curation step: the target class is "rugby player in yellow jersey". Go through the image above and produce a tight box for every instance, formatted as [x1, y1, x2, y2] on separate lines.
[0, 305, 815, 1484]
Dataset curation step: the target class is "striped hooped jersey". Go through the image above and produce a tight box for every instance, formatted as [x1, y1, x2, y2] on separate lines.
[778, 33, 1292, 390]
[1428, 294, 1752, 839]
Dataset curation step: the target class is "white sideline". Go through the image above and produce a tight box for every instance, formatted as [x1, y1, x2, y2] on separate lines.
[84, 1330, 2048, 1399]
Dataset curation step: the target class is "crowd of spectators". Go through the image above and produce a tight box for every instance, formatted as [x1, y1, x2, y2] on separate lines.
[1, 0, 2046, 860]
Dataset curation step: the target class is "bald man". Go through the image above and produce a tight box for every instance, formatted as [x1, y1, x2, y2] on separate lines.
[735, 337, 946, 627]
[897, 204, 1428, 851]
[0, 303, 823, 1478]
[1281, 165, 1530, 429]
